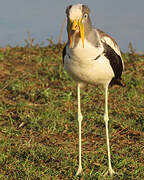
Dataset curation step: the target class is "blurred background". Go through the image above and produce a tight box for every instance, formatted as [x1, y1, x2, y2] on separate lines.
[0, 0, 144, 52]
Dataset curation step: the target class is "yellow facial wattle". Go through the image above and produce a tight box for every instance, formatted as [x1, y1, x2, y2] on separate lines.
[68, 18, 85, 48]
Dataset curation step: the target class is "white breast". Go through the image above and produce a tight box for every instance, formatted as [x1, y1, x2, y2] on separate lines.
[68, 39, 104, 62]
[64, 39, 114, 86]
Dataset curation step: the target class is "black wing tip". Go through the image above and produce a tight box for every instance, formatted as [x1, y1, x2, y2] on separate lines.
[110, 78, 126, 87]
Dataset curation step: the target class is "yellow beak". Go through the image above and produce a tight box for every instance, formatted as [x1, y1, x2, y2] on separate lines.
[68, 19, 85, 48]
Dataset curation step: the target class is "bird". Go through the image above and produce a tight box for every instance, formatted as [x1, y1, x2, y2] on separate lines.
[62, 3, 125, 176]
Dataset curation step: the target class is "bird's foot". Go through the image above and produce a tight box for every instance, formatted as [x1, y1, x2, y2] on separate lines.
[104, 167, 116, 176]
[76, 166, 83, 176]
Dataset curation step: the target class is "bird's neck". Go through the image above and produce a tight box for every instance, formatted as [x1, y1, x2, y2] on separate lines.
[85, 29, 101, 48]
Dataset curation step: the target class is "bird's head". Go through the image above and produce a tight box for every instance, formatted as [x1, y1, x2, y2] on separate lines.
[66, 4, 91, 48]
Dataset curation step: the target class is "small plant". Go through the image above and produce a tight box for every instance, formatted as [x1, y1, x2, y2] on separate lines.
[24, 30, 35, 47]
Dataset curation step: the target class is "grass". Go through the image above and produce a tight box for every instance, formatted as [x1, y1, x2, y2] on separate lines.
[0, 44, 143, 179]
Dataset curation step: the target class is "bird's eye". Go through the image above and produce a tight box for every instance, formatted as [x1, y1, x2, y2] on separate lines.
[84, 13, 88, 19]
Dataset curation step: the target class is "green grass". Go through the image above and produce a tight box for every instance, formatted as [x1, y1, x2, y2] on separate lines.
[0, 45, 144, 179]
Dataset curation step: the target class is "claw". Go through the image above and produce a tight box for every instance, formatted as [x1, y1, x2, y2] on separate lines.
[104, 168, 116, 176]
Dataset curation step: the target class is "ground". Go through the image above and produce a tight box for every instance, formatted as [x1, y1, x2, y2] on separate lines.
[0, 44, 144, 179]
